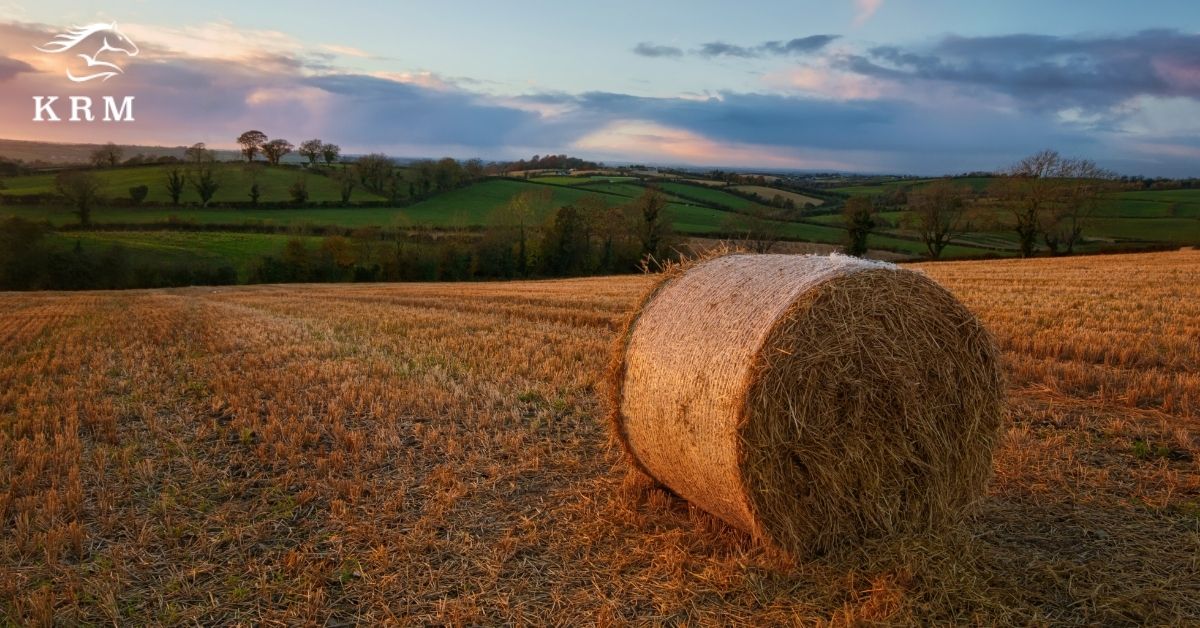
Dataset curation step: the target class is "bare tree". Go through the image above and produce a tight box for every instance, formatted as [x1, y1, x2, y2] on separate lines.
[185, 142, 213, 164]
[237, 130, 267, 162]
[261, 139, 294, 166]
[1042, 159, 1115, 254]
[905, 181, 969, 259]
[721, 206, 779, 253]
[298, 139, 324, 166]
[90, 142, 123, 168]
[332, 167, 356, 203]
[994, 150, 1114, 257]
[353, 153, 393, 195]
[55, 170, 102, 225]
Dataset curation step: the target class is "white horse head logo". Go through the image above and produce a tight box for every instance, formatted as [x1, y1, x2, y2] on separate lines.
[35, 22, 140, 83]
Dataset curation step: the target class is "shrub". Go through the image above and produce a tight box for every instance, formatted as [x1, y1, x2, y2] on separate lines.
[129, 185, 149, 204]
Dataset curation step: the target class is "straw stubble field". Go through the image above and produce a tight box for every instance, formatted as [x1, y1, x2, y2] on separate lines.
[1, 250, 1198, 625]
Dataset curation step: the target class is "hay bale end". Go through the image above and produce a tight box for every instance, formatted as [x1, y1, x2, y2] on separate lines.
[608, 254, 1004, 554]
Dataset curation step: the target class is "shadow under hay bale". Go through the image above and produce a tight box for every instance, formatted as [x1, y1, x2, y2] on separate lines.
[608, 254, 1005, 555]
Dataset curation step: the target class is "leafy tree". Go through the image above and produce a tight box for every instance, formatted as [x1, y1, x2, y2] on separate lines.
[540, 204, 589, 275]
[188, 163, 220, 206]
[318, 235, 356, 270]
[289, 176, 309, 203]
[634, 187, 669, 260]
[281, 237, 311, 279]
[128, 185, 149, 205]
[905, 181, 968, 259]
[298, 139, 324, 166]
[90, 142, 123, 168]
[434, 157, 463, 191]
[321, 142, 341, 165]
[245, 163, 263, 206]
[843, 196, 876, 256]
[494, 189, 551, 276]
[55, 170, 102, 226]
[261, 139, 294, 166]
[0, 217, 50, 289]
[237, 130, 267, 162]
[165, 168, 186, 206]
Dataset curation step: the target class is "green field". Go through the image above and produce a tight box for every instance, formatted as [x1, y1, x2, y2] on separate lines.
[46, 231, 324, 279]
[654, 182, 760, 210]
[0, 204, 404, 228]
[829, 177, 994, 197]
[0, 164, 388, 204]
[6, 169, 1195, 277]
[399, 179, 612, 226]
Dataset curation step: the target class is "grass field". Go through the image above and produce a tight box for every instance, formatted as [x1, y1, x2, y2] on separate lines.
[398, 177, 705, 229]
[654, 182, 761, 210]
[0, 164, 387, 204]
[731, 185, 824, 207]
[1, 250, 1196, 624]
[45, 231, 323, 279]
[0, 204, 406, 229]
[828, 177, 989, 197]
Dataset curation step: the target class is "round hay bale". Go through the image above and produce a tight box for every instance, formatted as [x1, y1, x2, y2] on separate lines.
[608, 254, 1004, 554]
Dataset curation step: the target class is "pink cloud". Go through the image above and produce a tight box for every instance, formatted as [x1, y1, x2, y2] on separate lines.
[572, 120, 856, 170]
[853, 0, 884, 26]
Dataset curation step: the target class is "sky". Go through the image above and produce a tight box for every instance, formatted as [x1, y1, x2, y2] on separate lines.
[1, 0, 1199, 175]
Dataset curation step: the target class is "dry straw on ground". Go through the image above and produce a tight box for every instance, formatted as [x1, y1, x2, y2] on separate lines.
[609, 253, 1006, 554]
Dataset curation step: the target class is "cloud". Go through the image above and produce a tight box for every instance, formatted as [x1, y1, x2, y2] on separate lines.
[320, 43, 373, 59]
[853, 0, 884, 26]
[1, 19, 1198, 175]
[573, 119, 855, 169]
[632, 42, 682, 58]
[0, 55, 34, 81]
[636, 35, 838, 60]
[839, 30, 1200, 114]
[762, 35, 841, 55]
[698, 41, 759, 59]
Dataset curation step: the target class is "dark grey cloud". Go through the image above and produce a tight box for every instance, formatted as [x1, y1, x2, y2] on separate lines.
[303, 74, 537, 148]
[762, 35, 841, 55]
[632, 42, 683, 58]
[839, 29, 1200, 113]
[0, 55, 34, 81]
[508, 90, 1094, 174]
[698, 41, 759, 59]
[636, 35, 839, 60]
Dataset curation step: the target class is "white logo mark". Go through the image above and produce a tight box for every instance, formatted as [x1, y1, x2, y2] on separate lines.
[35, 22, 139, 83]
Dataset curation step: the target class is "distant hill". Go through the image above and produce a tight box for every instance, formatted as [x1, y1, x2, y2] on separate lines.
[0, 138, 241, 165]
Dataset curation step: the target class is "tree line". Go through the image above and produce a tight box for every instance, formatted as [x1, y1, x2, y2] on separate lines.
[253, 187, 673, 282]
[840, 149, 1120, 259]
[0, 187, 675, 290]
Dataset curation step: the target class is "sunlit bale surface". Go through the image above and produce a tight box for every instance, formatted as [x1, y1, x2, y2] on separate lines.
[611, 254, 1004, 554]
